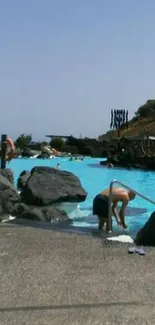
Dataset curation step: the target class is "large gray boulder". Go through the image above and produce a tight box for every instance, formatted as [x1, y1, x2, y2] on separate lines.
[135, 212, 155, 246]
[21, 166, 87, 205]
[0, 174, 20, 217]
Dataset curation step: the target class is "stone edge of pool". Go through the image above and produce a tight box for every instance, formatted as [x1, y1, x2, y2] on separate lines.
[1, 216, 134, 244]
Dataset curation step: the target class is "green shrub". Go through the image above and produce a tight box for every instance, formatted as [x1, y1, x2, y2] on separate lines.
[135, 100, 155, 118]
[50, 137, 65, 151]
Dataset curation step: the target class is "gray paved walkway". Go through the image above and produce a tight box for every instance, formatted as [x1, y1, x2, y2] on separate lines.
[0, 222, 155, 325]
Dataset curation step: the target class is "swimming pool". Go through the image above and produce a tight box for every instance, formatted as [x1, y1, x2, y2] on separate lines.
[7, 157, 155, 237]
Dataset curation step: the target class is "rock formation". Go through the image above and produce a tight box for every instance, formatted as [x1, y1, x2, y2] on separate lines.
[0, 167, 87, 224]
[135, 212, 155, 246]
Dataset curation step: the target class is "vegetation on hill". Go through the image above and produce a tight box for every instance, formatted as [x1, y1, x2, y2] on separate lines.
[99, 100, 155, 140]
[12, 100, 155, 158]
[15, 134, 32, 149]
[15, 134, 48, 150]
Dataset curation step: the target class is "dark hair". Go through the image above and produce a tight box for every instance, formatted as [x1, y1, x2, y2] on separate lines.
[128, 190, 136, 200]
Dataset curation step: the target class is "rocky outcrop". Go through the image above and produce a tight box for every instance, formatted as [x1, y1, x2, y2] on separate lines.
[8, 201, 71, 223]
[41, 205, 70, 223]
[11, 202, 29, 216]
[37, 151, 51, 159]
[65, 137, 105, 157]
[0, 166, 87, 224]
[14, 205, 70, 223]
[99, 135, 155, 170]
[17, 170, 30, 189]
[18, 207, 45, 221]
[65, 136, 149, 160]
[135, 212, 155, 246]
[63, 145, 79, 155]
[100, 155, 155, 170]
[14, 148, 22, 158]
[0, 174, 20, 218]
[21, 148, 38, 158]
[0, 169, 14, 184]
[20, 166, 87, 205]
[17, 136, 151, 162]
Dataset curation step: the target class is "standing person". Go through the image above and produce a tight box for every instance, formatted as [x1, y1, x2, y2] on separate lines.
[93, 187, 136, 231]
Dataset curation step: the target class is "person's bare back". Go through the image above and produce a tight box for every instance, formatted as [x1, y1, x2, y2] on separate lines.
[101, 187, 129, 203]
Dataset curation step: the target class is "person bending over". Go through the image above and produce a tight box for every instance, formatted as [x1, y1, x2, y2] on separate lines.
[93, 187, 136, 231]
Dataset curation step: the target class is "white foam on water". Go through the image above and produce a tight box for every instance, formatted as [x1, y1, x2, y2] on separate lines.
[69, 204, 90, 218]
[54, 202, 80, 215]
[9, 215, 16, 221]
[30, 154, 39, 159]
[107, 235, 133, 244]
[1, 215, 16, 223]
[73, 221, 92, 227]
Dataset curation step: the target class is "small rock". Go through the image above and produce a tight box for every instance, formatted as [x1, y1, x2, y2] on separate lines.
[18, 208, 45, 221]
[41, 206, 71, 223]
[11, 202, 29, 216]
[37, 152, 51, 159]
[21, 148, 36, 158]
[17, 170, 30, 189]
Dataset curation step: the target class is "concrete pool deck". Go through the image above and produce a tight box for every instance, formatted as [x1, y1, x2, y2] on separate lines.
[0, 222, 155, 325]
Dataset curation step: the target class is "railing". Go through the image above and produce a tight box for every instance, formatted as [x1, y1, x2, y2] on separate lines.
[107, 179, 155, 232]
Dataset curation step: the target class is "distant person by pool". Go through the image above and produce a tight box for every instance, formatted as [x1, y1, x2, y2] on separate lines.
[56, 163, 60, 169]
[107, 162, 114, 168]
[69, 157, 84, 161]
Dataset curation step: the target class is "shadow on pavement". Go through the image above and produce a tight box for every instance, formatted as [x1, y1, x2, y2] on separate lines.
[1, 217, 132, 241]
[0, 300, 153, 313]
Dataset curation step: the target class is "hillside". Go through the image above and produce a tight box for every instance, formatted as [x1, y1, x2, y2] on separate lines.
[99, 100, 155, 140]
[100, 116, 155, 140]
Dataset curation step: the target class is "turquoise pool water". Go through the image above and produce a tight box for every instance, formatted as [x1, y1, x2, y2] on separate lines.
[7, 157, 155, 237]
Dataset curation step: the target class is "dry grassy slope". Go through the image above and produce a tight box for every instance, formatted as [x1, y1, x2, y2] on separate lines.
[101, 117, 155, 139]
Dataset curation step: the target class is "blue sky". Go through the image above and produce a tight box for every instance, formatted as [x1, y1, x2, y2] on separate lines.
[0, 0, 155, 140]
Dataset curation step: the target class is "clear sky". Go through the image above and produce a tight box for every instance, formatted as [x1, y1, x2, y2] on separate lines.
[0, 0, 155, 140]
